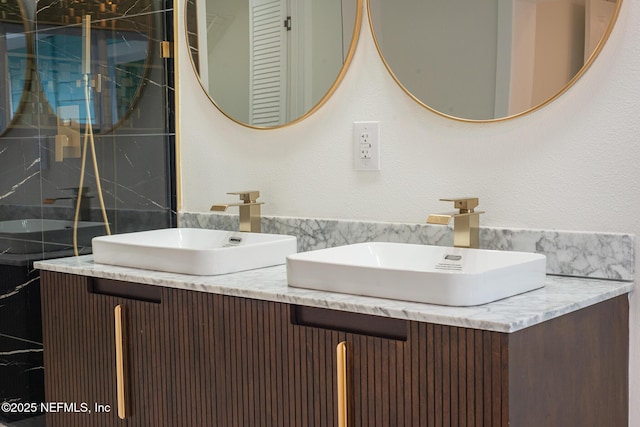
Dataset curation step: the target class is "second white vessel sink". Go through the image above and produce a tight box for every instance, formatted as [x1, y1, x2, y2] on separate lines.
[287, 242, 546, 306]
[93, 228, 297, 275]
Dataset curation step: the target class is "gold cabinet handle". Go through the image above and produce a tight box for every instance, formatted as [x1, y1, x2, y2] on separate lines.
[114, 305, 127, 420]
[337, 341, 349, 427]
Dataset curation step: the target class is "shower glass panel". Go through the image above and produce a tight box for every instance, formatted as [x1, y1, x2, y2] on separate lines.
[0, 1, 176, 425]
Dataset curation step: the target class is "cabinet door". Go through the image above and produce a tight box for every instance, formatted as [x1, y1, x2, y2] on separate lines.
[41, 272, 171, 427]
[168, 289, 295, 426]
[290, 304, 408, 427]
[291, 305, 508, 427]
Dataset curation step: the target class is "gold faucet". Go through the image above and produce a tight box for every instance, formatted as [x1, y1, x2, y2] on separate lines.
[427, 197, 484, 249]
[211, 191, 264, 233]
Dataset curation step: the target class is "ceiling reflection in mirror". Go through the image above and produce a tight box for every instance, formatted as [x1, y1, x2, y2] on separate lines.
[368, 0, 621, 122]
[35, 0, 154, 133]
[0, 0, 31, 136]
[186, 0, 362, 128]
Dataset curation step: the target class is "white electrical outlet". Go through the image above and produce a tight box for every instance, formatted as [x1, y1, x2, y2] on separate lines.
[353, 121, 380, 171]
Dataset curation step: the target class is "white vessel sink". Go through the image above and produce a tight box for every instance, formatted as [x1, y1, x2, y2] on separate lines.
[287, 242, 546, 306]
[93, 228, 297, 275]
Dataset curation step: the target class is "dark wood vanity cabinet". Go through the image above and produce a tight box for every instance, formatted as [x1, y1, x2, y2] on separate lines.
[41, 273, 171, 427]
[40, 271, 628, 426]
[288, 304, 510, 427]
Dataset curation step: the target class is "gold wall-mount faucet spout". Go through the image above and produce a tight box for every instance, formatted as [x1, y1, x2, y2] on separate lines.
[427, 197, 485, 249]
[210, 191, 264, 233]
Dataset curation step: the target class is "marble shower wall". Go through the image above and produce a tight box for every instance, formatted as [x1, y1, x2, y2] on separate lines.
[0, 0, 175, 224]
[0, 1, 175, 423]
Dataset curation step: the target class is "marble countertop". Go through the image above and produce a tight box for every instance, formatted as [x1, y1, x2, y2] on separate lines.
[35, 255, 634, 333]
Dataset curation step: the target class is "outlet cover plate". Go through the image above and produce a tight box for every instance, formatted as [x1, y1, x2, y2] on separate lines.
[353, 121, 380, 171]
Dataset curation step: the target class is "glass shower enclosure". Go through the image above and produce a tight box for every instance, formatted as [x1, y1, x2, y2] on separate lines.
[0, 0, 176, 424]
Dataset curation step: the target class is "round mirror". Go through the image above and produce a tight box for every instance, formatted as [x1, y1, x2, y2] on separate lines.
[0, 0, 31, 136]
[35, 0, 154, 134]
[368, 0, 621, 122]
[186, 0, 363, 129]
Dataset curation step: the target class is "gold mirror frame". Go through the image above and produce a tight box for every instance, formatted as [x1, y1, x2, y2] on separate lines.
[185, 0, 363, 130]
[367, 0, 623, 123]
[0, 0, 33, 137]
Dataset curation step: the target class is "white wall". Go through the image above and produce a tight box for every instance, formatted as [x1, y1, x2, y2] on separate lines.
[178, 0, 640, 423]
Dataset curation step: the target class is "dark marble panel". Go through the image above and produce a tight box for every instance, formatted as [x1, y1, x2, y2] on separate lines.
[0, 138, 43, 208]
[34, 1, 171, 136]
[95, 134, 173, 210]
[1, 2, 175, 208]
[0, 336, 44, 424]
[0, 266, 40, 342]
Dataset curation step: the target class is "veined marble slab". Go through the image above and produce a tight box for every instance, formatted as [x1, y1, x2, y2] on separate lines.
[34, 256, 634, 333]
[180, 212, 635, 281]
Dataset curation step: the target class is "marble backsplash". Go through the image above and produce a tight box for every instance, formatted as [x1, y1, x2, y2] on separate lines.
[180, 212, 635, 282]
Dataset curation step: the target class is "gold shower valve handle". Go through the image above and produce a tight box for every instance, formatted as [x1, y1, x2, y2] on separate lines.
[439, 197, 479, 213]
